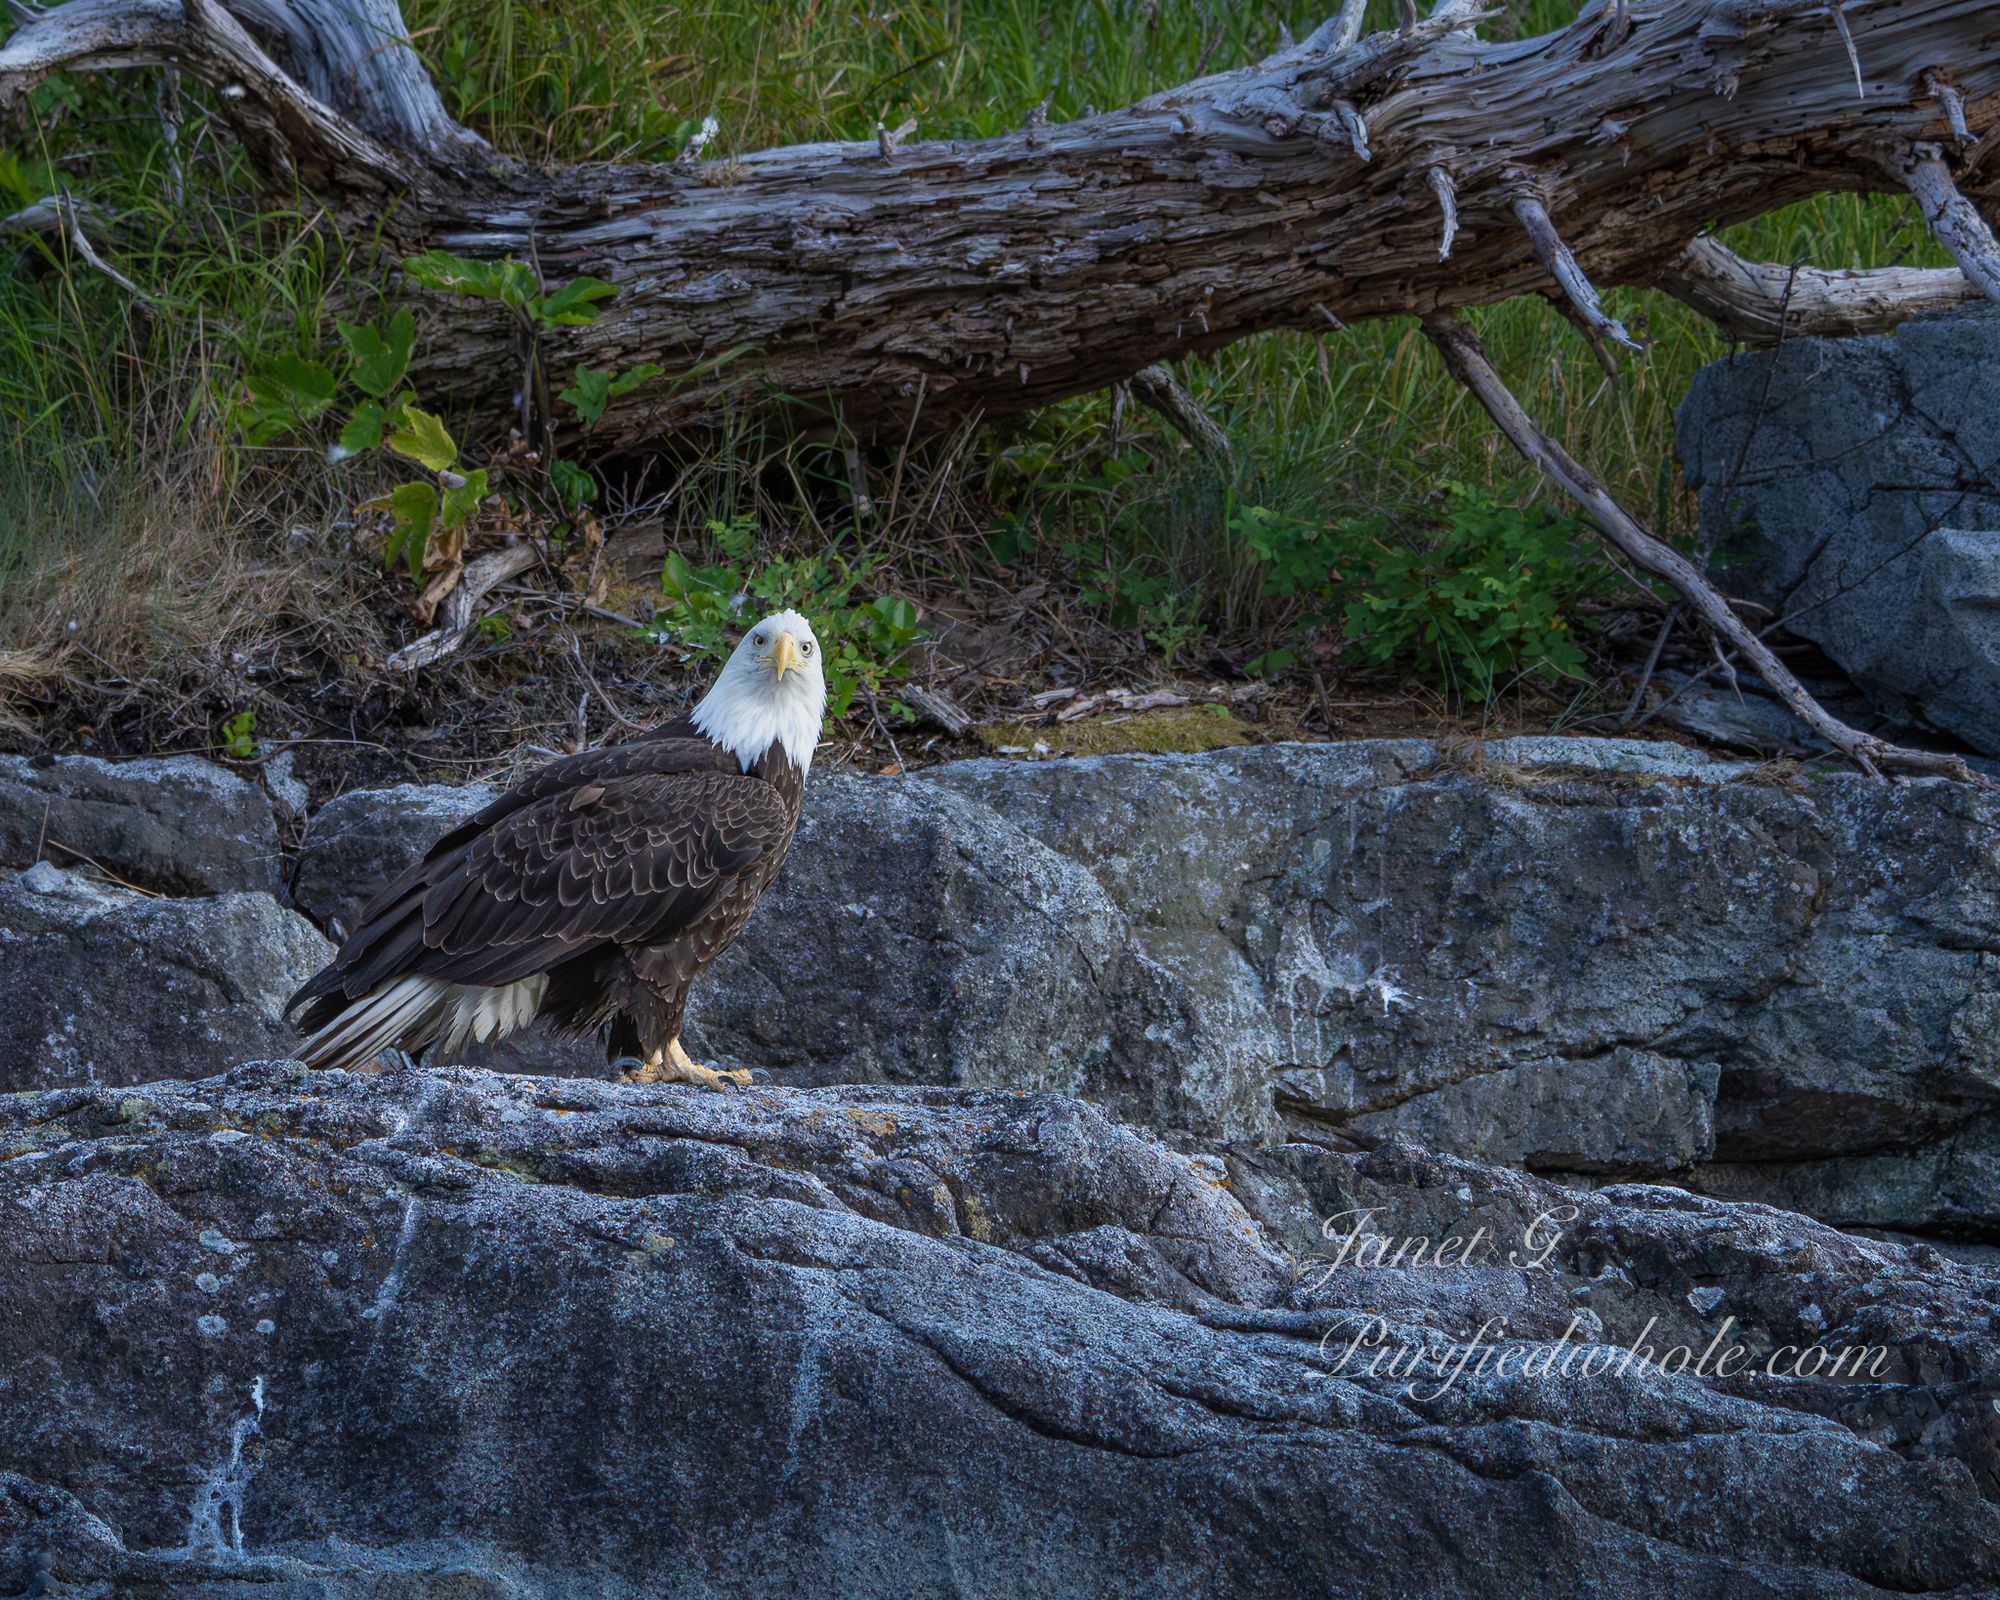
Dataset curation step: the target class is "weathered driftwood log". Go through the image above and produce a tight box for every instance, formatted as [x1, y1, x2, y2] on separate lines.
[5, 0, 1998, 774]
[5, 0, 1996, 441]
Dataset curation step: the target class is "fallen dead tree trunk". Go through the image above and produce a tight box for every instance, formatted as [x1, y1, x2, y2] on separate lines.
[5, 0, 1998, 775]
[5, 0, 1995, 440]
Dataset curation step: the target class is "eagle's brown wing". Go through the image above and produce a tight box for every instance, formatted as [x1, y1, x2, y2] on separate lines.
[299, 768, 796, 1007]
[346, 718, 730, 930]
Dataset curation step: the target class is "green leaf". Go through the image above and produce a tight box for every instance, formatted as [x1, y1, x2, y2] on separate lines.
[558, 365, 613, 426]
[219, 709, 257, 762]
[337, 307, 415, 399]
[237, 352, 337, 443]
[360, 481, 438, 579]
[607, 362, 663, 398]
[404, 250, 503, 297]
[386, 407, 458, 473]
[529, 276, 619, 327]
[403, 251, 540, 308]
[262, 352, 337, 407]
[440, 467, 489, 530]
[550, 459, 597, 509]
[336, 401, 388, 455]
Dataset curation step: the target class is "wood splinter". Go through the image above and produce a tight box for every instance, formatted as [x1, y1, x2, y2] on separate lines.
[875, 118, 917, 159]
[1830, 2, 1864, 99]
[1427, 165, 1458, 260]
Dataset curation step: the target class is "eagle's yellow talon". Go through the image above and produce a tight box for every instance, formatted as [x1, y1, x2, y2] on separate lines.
[617, 1040, 751, 1090]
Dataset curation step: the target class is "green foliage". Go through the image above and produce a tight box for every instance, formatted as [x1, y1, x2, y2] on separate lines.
[402, 251, 618, 330]
[359, 480, 439, 578]
[649, 518, 924, 718]
[559, 363, 662, 428]
[234, 353, 338, 446]
[219, 709, 258, 761]
[549, 458, 598, 509]
[337, 308, 416, 398]
[1340, 487, 1611, 700]
[385, 405, 458, 473]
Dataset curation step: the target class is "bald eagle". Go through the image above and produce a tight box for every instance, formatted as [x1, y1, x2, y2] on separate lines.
[287, 610, 827, 1088]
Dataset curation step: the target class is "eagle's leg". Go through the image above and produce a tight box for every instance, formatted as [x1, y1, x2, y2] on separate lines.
[616, 1037, 753, 1091]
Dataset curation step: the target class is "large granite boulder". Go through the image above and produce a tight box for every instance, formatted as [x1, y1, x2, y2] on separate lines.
[1678, 302, 2000, 756]
[0, 864, 332, 1093]
[1, 1064, 1995, 1597]
[0, 752, 283, 896]
[930, 739, 2000, 1236]
[284, 739, 2000, 1237]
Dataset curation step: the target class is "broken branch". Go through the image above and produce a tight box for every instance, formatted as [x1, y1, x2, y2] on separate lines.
[1513, 191, 1642, 353]
[1423, 311, 1973, 781]
[1129, 365, 1234, 463]
[1897, 151, 2000, 302]
[1656, 236, 1979, 343]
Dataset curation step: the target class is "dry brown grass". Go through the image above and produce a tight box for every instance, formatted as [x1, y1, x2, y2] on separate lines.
[0, 450, 376, 698]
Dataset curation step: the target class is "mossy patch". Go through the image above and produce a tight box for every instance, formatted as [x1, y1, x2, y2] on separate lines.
[977, 704, 1258, 758]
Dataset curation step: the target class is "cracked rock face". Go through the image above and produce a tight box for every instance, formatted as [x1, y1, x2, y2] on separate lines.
[0, 752, 284, 897]
[933, 740, 2000, 1238]
[0, 866, 331, 1093]
[2, 1065, 1997, 1597]
[1678, 302, 2000, 757]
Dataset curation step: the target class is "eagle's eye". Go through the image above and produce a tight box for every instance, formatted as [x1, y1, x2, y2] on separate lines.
[752, 632, 768, 648]
[801, 640, 815, 656]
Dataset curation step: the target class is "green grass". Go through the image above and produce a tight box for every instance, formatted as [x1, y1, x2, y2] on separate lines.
[0, 0, 1955, 704]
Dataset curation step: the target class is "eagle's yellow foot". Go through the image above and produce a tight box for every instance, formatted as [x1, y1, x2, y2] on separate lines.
[617, 1039, 753, 1090]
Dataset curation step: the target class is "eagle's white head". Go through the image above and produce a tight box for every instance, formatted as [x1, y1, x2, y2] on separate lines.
[689, 608, 827, 777]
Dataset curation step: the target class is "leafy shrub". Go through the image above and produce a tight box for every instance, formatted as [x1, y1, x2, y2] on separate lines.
[647, 518, 924, 718]
[229, 253, 655, 582]
[1340, 486, 1609, 700]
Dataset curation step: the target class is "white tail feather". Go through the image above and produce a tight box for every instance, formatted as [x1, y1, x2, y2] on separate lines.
[438, 975, 549, 1056]
[299, 973, 549, 1072]
[298, 975, 449, 1071]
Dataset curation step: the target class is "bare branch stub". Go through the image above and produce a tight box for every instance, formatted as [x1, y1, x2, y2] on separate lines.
[1927, 71, 1972, 143]
[1305, 0, 1371, 53]
[1513, 191, 1643, 353]
[1129, 364, 1235, 463]
[1422, 311, 1975, 782]
[1330, 100, 1371, 161]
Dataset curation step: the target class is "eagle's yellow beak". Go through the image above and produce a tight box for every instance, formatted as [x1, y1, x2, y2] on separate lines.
[769, 632, 799, 681]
